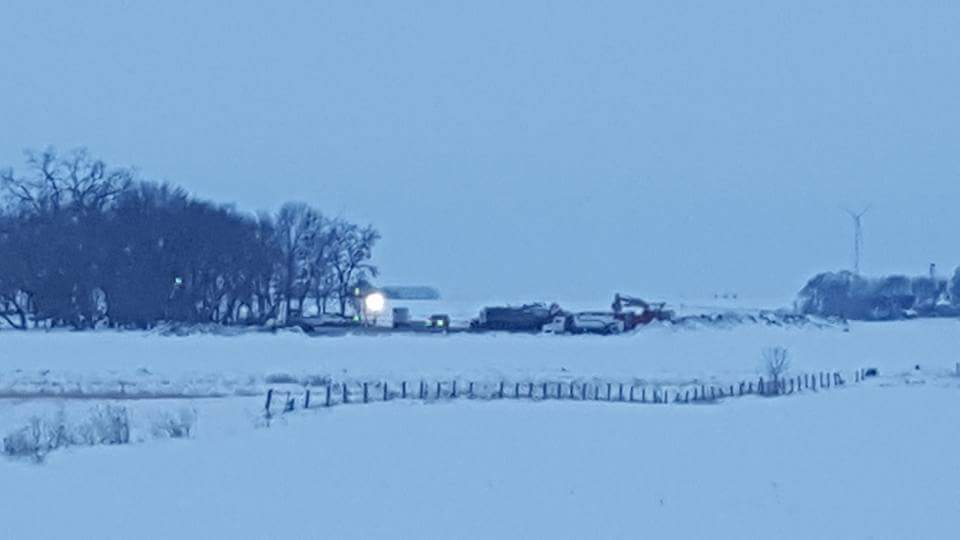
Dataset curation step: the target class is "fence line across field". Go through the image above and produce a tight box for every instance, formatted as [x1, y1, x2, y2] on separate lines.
[264, 368, 872, 417]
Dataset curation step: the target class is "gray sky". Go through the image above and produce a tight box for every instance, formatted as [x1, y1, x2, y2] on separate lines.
[2, 1, 958, 304]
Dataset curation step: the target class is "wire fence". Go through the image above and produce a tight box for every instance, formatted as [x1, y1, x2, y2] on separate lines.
[264, 368, 874, 418]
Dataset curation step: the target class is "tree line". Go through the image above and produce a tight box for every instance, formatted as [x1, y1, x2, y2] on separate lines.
[0, 149, 379, 329]
[797, 270, 960, 321]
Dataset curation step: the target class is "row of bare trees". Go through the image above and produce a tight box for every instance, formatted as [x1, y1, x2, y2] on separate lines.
[0, 149, 379, 329]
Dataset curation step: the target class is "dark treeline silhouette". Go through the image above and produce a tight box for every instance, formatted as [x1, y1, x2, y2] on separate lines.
[0, 149, 379, 329]
[797, 270, 960, 321]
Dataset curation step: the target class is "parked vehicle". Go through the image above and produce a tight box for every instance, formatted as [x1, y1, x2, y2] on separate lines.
[392, 307, 411, 328]
[571, 312, 624, 335]
[293, 314, 360, 332]
[474, 303, 562, 332]
[428, 314, 450, 330]
[542, 315, 571, 334]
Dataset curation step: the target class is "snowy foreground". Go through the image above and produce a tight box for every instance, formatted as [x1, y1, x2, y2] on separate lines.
[1, 320, 959, 539]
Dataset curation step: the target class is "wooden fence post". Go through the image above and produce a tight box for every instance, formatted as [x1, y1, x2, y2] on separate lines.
[452, 381, 457, 398]
[325, 384, 332, 407]
[514, 382, 520, 398]
[581, 384, 587, 400]
[641, 388, 646, 403]
[402, 381, 407, 399]
[629, 386, 635, 402]
[557, 382, 563, 399]
[383, 382, 389, 401]
[606, 383, 612, 401]
[264, 389, 273, 415]
[304, 389, 311, 409]
[528, 383, 534, 398]
[469, 381, 475, 398]
[618, 384, 624, 401]
[498, 381, 504, 399]
[569, 382, 575, 399]
[419, 380, 425, 399]
[363, 383, 369, 403]
[542, 382, 548, 400]
[435, 381, 441, 399]
[594, 385, 600, 400]
[684, 390, 690, 403]
[343, 383, 350, 404]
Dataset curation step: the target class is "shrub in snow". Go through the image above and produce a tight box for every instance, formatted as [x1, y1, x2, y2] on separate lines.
[0, 404, 205, 463]
[77, 405, 130, 446]
[151, 408, 197, 439]
[265, 373, 299, 385]
[3, 418, 46, 462]
[302, 374, 331, 387]
[2, 412, 71, 462]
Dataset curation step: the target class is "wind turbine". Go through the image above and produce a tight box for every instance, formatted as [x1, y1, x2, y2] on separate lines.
[844, 205, 871, 275]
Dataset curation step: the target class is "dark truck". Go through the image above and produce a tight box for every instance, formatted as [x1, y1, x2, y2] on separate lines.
[472, 303, 562, 332]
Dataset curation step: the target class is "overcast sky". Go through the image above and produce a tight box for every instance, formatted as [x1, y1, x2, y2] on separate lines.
[2, 1, 958, 304]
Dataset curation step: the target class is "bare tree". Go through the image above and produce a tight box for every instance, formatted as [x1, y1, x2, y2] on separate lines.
[273, 202, 322, 322]
[0, 149, 382, 330]
[1, 148, 131, 215]
[762, 346, 790, 394]
[329, 220, 380, 316]
[305, 218, 338, 315]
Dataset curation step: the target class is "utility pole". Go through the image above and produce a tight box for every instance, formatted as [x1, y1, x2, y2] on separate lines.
[845, 206, 870, 275]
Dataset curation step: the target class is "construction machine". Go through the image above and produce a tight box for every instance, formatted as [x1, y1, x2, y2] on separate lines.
[611, 294, 673, 329]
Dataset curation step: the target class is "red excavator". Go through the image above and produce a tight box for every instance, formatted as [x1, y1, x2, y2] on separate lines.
[611, 294, 673, 330]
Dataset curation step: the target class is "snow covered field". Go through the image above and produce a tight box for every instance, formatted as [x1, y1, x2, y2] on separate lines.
[2, 318, 959, 395]
[1, 319, 958, 539]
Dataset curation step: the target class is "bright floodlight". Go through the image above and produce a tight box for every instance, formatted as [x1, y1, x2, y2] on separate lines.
[364, 292, 385, 313]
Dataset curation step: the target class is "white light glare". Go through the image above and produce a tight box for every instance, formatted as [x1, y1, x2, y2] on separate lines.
[364, 292, 386, 314]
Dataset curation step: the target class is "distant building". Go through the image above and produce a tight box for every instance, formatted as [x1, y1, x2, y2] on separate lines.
[380, 286, 441, 301]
